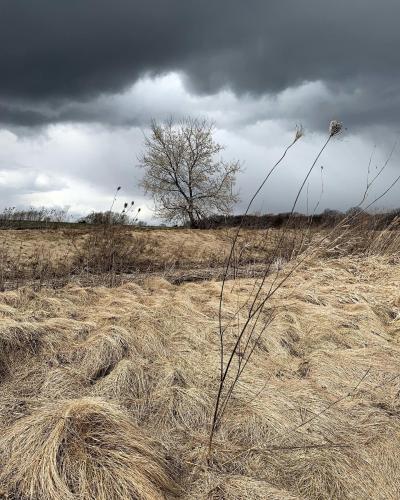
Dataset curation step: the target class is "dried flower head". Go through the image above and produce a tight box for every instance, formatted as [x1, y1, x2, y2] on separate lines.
[117, 186, 121, 191]
[329, 120, 343, 137]
[294, 124, 304, 142]
[124, 202, 128, 209]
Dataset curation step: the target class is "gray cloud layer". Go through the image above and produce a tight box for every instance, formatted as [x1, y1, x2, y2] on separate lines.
[2, 1, 400, 218]
[1, 1, 400, 129]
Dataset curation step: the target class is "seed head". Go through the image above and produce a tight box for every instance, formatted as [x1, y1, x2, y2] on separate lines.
[294, 124, 304, 142]
[329, 120, 343, 137]
[117, 186, 121, 191]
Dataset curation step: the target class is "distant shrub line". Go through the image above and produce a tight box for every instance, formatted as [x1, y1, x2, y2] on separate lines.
[1, 205, 400, 231]
[197, 208, 400, 230]
[0, 208, 146, 230]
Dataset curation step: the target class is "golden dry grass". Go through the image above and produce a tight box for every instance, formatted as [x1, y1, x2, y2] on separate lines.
[0, 228, 229, 271]
[0, 250, 400, 498]
[0, 226, 318, 279]
[1, 224, 398, 272]
[0, 398, 176, 500]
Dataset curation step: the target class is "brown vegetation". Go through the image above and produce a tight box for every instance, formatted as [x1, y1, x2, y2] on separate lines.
[0, 226, 313, 289]
[0, 238, 400, 497]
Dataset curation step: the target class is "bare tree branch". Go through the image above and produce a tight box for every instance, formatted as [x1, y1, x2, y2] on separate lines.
[139, 117, 240, 227]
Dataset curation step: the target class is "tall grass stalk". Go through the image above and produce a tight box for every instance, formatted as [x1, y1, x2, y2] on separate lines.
[209, 120, 400, 458]
[209, 121, 372, 457]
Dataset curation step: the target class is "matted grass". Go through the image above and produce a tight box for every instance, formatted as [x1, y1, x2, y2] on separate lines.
[0, 253, 400, 498]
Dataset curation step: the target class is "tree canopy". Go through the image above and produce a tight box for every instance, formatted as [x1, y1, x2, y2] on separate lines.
[139, 117, 240, 227]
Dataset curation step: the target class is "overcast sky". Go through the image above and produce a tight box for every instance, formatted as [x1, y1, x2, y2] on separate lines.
[1, 0, 400, 222]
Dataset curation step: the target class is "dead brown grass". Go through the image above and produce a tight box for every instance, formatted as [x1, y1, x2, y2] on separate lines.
[0, 398, 176, 500]
[0, 226, 320, 286]
[1, 225, 398, 291]
[0, 227, 228, 273]
[0, 252, 400, 498]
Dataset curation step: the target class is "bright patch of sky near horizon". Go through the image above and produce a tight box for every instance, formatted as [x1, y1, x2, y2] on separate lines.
[1, 73, 399, 222]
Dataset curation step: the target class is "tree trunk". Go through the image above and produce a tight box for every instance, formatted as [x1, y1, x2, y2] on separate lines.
[188, 211, 197, 229]
[187, 203, 198, 228]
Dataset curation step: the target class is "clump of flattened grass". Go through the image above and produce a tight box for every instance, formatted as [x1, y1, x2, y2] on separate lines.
[78, 326, 131, 383]
[0, 397, 177, 500]
[92, 358, 149, 397]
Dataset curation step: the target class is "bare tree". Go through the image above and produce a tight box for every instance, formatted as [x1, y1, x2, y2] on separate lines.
[139, 117, 241, 227]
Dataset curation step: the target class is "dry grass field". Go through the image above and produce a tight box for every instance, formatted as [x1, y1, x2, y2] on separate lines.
[0, 227, 240, 276]
[0, 227, 315, 289]
[0, 228, 226, 277]
[0, 226, 400, 498]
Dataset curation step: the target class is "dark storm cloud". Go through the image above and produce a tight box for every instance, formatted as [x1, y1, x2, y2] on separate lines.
[0, 102, 50, 126]
[1, 0, 400, 128]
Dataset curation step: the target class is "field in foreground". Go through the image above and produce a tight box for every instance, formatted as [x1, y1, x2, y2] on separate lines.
[0, 251, 400, 498]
